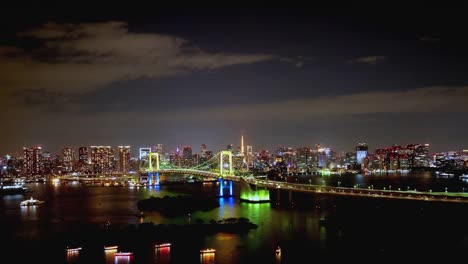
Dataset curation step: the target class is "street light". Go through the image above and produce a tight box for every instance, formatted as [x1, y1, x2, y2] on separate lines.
[445, 187, 448, 193]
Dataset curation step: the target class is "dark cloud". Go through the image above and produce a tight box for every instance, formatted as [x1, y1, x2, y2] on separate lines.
[1, 21, 275, 94]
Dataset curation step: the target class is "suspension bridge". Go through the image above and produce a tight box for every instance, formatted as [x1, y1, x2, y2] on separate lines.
[140, 150, 256, 199]
[56, 150, 468, 204]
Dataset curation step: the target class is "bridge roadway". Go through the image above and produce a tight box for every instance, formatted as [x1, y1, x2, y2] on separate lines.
[59, 173, 135, 182]
[152, 169, 468, 203]
[231, 176, 468, 204]
[60, 170, 468, 203]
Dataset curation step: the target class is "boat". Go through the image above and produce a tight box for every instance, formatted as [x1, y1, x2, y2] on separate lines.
[0, 184, 27, 196]
[155, 243, 171, 248]
[104, 245, 118, 251]
[66, 247, 82, 252]
[20, 197, 44, 206]
[115, 252, 133, 257]
[200, 248, 216, 254]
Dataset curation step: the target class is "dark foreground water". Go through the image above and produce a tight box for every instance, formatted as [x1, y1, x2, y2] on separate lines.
[1, 173, 468, 263]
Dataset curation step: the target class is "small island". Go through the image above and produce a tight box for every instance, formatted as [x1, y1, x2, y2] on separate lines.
[137, 195, 219, 216]
[55, 217, 258, 251]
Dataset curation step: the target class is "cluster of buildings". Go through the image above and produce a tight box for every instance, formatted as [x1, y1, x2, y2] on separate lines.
[1, 135, 467, 177]
[1, 145, 135, 176]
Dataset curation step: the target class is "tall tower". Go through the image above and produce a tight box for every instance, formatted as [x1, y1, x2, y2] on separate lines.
[241, 131, 245, 155]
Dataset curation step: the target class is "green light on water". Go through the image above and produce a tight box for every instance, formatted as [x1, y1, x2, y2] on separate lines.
[240, 189, 270, 202]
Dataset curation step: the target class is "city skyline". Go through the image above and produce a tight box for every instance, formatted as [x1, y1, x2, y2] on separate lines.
[5, 139, 465, 158]
[1, 8, 468, 155]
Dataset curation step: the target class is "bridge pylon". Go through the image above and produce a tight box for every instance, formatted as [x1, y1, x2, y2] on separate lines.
[148, 152, 160, 171]
[219, 151, 233, 176]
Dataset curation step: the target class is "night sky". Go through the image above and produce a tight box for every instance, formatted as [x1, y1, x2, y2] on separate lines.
[1, 7, 467, 155]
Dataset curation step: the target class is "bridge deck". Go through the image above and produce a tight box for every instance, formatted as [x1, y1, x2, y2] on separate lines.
[60, 170, 468, 203]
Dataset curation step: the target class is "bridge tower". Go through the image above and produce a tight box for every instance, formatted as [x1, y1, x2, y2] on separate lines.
[218, 150, 234, 197]
[219, 151, 233, 176]
[148, 152, 160, 185]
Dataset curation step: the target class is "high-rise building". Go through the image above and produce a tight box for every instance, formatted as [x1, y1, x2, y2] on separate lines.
[316, 144, 330, 168]
[152, 144, 163, 154]
[78, 147, 88, 164]
[297, 147, 311, 170]
[414, 144, 430, 167]
[23, 145, 42, 175]
[118, 146, 131, 173]
[356, 143, 368, 165]
[182, 146, 193, 167]
[247, 145, 253, 164]
[62, 147, 75, 172]
[139, 147, 151, 160]
[201, 144, 207, 156]
[90, 146, 114, 173]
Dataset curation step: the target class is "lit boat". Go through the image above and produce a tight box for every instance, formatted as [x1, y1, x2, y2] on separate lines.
[20, 197, 45, 206]
[155, 243, 171, 248]
[0, 184, 27, 195]
[66, 247, 82, 252]
[104, 245, 118, 251]
[200, 248, 216, 254]
[115, 252, 133, 256]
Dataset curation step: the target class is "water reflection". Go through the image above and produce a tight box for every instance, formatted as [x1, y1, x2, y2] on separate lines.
[20, 204, 38, 220]
[104, 249, 117, 264]
[275, 246, 281, 263]
[154, 246, 170, 264]
[217, 197, 235, 219]
[66, 251, 79, 263]
[200, 252, 215, 264]
[114, 255, 132, 264]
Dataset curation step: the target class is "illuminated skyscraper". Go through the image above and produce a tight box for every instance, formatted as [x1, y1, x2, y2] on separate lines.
[62, 147, 75, 172]
[23, 145, 42, 175]
[152, 144, 163, 154]
[247, 145, 253, 164]
[297, 147, 311, 170]
[139, 147, 151, 160]
[90, 146, 114, 173]
[182, 146, 193, 167]
[78, 147, 88, 164]
[356, 143, 368, 165]
[118, 146, 131, 173]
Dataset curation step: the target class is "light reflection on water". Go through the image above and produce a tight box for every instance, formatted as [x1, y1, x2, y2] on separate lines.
[200, 252, 215, 264]
[154, 247, 170, 264]
[114, 256, 132, 264]
[66, 251, 79, 263]
[2, 172, 468, 263]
